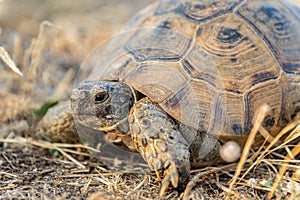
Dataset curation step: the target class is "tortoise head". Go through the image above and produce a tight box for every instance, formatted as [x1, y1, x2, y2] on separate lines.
[71, 80, 134, 134]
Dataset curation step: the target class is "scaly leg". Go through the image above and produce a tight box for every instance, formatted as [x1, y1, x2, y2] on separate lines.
[129, 97, 190, 196]
[104, 132, 138, 153]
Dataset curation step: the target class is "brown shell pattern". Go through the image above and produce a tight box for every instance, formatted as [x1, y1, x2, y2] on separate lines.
[96, 0, 300, 139]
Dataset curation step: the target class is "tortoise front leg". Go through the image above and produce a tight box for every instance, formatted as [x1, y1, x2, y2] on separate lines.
[128, 97, 190, 196]
[104, 132, 138, 153]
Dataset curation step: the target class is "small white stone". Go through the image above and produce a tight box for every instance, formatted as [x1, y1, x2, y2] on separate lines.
[247, 178, 258, 187]
[220, 141, 241, 163]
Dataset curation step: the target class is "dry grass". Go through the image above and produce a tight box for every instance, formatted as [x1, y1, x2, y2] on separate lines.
[0, 1, 299, 199]
[0, 46, 23, 76]
[1, 128, 299, 199]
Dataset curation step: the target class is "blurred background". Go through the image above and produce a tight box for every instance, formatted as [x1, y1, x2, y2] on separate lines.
[0, 0, 152, 121]
[0, 0, 152, 38]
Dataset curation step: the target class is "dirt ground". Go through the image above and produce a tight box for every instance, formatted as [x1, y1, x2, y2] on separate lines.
[0, 1, 299, 199]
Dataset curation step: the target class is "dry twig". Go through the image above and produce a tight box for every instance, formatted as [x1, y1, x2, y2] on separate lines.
[225, 104, 271, 199]
[0, 46, 23, 76]
[0, 136, 100, 169]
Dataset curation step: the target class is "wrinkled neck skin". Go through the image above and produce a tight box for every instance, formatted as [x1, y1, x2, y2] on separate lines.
[71, 80, 134, 135]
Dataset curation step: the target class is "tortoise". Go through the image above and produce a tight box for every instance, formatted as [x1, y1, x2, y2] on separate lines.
[40, 0, 300, 196]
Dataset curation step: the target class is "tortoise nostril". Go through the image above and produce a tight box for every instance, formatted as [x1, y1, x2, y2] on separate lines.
[78, 91, 89, 99]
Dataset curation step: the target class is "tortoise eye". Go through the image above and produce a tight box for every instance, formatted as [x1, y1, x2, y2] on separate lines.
[94, 91, 109, 104]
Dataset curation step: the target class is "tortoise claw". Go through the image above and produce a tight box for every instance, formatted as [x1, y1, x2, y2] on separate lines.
[159, 162, 180, 196]
[160, 173, 171, 196]
[169, 163, 179, 188]
[104, 132, 138, 152]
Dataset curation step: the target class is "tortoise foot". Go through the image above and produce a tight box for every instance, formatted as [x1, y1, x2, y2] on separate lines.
[37, 101, 79, 143]
[104, 132, 138, 152]
[129, 98, 190, 196]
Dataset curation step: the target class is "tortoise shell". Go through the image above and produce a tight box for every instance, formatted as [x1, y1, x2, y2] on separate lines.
[86, 0, 300, 142]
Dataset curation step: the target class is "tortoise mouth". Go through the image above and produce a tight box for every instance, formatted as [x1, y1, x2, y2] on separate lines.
[73, 113, 129, 135]
[98, 117, 130, 134]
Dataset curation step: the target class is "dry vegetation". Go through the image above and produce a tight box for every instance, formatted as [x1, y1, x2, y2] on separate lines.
[0, 0, 299, 199]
